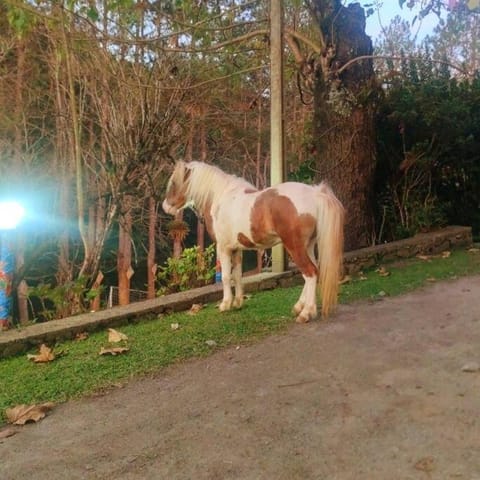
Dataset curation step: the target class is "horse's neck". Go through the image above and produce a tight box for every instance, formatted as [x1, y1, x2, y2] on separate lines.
[190, 164, 254, 209]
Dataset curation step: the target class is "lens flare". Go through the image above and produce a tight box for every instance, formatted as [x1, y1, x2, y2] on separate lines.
[0, 201, 26, 230]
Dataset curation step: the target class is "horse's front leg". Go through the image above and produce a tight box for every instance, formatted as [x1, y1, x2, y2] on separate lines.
[217, 247, 233, 312]
[293, 242, 315, 317]
[232, 249, 244, 309]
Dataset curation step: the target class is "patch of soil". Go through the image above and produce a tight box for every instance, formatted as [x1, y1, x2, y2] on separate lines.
[2, 276, 480, 480]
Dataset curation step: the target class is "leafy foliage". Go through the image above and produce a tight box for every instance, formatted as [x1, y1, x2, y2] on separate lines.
[287, 158, 316, 184]
[27, 277, 101, 321]
[157, 244, 216, 295]
[374, 48, 480, 241]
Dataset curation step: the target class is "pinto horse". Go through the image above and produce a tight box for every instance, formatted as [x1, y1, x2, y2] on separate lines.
[162, 161, 344, 322]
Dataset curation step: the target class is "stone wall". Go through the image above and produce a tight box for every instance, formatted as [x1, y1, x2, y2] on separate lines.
[343, 226, 472, 275]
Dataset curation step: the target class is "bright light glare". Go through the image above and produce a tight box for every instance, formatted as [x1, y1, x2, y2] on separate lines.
[0, 201, 26, 230]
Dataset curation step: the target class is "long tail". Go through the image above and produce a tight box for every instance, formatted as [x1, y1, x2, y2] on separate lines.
[316, 182, 345, 318]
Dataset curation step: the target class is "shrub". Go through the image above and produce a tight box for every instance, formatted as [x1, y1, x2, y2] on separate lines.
[157, 244, 216, 295]
[27, 276, 101, 321]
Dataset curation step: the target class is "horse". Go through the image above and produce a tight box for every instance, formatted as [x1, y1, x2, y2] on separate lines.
[162, 161, 344, 322]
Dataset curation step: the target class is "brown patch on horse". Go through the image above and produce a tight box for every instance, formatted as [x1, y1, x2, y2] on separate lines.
[237, 232, 256, 248]
[250, 189, 317, 277]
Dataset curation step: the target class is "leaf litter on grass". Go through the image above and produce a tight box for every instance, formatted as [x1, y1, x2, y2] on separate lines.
[108, 328, 128, 343]
[99, 328, 130, 355]
[99, 346, 130, 356]
[27, 344, 55, 363]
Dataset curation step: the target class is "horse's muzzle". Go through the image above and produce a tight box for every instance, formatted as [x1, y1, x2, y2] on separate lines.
[162, 199, 177, 215]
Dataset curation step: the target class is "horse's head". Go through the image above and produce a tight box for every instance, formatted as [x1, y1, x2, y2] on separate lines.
[162, 161, 192, 215]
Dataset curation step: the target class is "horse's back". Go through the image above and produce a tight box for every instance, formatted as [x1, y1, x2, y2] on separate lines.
[267, 182, 323, 214]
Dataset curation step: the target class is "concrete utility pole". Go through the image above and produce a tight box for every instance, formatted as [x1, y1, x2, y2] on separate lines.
[270, 0, 285, 273]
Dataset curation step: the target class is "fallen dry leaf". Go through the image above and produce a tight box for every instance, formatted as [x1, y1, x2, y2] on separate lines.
[426, 277, 436, 282]
[75, 332, 89, 341]
[187, 303, 203, 315]
[441, 250, 451, 258]
[27, 344, 55, 363]
[416, 254, 431, 261]
[468, 247, 479, 253]
[108, 328, 128, 343]
[171, 323, 180, 331]
[99, 346, 129, 356]
[376, 266, 391, 277]
[6, 402, 55, 425]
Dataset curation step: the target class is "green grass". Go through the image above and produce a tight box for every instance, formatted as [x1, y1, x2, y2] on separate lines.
[1, 248, 480, 422]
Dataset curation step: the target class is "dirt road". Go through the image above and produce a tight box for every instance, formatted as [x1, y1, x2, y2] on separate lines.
[2, 276, 480, 480]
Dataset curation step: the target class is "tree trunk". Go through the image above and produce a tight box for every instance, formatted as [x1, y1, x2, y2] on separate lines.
[51, 39, 74, 289]
[311, 1, 377, 250]
[313, 104, 376, 250]
[147, 196, 157, 299]
[173, 210, 184, 259]
[89, 271, 104, 311]
[117, 198, 133, 306]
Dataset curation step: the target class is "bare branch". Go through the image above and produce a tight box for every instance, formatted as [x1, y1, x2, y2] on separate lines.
[336, 54, 471, 77]
[285, 27, 322, 55]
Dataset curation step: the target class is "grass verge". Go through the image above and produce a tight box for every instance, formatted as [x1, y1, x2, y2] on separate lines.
[1, 248, 480, 422]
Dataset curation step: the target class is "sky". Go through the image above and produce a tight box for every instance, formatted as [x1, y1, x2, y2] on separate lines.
[365, 2, 440, 40]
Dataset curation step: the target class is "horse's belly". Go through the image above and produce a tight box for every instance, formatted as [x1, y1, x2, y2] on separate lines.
[237, 230, 280, 249]
[214, 198, 277, 250]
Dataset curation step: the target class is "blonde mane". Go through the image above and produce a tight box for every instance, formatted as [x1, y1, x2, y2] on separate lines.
[184, 161, 256, 211]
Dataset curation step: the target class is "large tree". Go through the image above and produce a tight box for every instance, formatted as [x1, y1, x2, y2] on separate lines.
[306, 1, 377, 250]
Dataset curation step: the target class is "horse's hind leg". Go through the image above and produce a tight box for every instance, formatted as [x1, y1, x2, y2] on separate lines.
[293, 242, 316, 316]
[295, 275, 317, 323]
[292, 284, 306, 316]
[232, 249, 244, 309]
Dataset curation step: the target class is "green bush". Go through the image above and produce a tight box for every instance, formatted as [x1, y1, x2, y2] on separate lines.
[157, 244, 216, 295]
[27, 276, 101, 321]
[374, 54, 480, 241]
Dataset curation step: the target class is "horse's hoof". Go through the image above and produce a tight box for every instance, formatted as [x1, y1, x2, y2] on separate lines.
[233, 298, 243, 309]
[295, 314, 310, 324]
[292, 303, 304, 316]
[219, 301, 232, 312]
